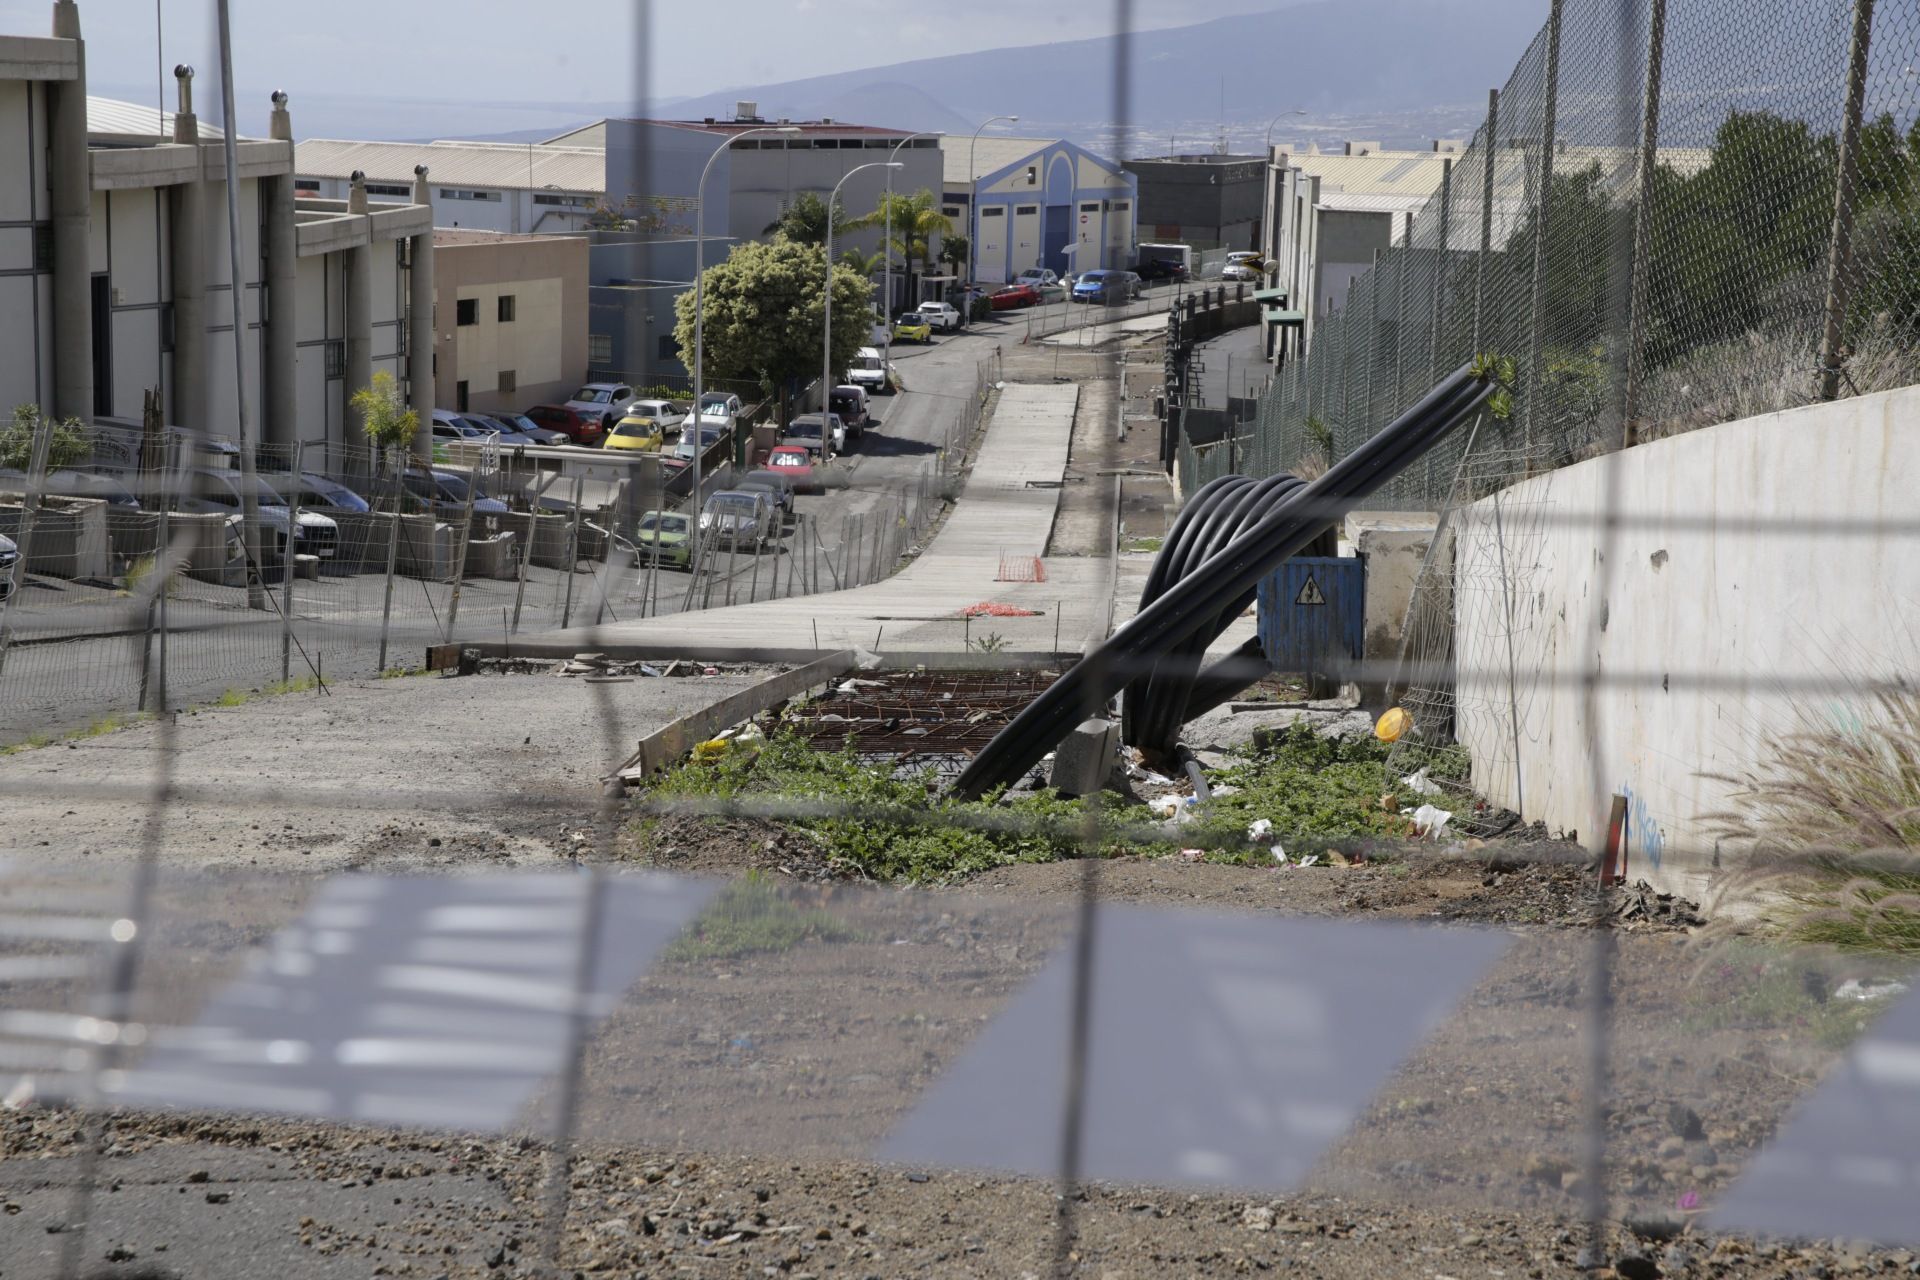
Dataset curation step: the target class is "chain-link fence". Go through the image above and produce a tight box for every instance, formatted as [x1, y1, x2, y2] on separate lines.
[1239, 0, 1920, 510]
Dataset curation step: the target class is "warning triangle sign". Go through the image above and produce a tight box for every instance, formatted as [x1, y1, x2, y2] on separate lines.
[1295, 575, 1326, 606]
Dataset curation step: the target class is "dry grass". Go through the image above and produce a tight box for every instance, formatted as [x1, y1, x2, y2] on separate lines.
[1705, 688, 1920, 954]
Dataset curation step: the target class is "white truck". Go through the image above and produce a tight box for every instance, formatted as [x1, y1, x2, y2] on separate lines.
[848, 346, 889, 395]
[1136, 242, 1194, 274]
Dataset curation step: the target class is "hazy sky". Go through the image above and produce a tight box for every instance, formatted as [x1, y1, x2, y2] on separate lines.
[8, 0, 1285, 108]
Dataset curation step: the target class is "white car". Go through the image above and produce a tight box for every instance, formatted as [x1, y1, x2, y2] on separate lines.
[0, 532, 16, 603]
[627, 398, 687, 435]
[694, 391, 742, 429]
[917, 300, 962, 332]
[564, 382, 642, 428]
[848, 347, 888, 394]
[1014, 268, 1060, 288]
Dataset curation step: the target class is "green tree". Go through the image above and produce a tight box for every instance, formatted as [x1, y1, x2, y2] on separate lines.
[674, 239, 875, 414]
[763, 191, 849, 246]
[848, 189, 953, 299]
[839, 247, 885, 278]
[0, 404, 88, 473]
[349, 371, 419, 454]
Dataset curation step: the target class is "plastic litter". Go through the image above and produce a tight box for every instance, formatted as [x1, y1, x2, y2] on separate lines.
[1411, 803, 1454, 839]
[1833, 977, 1910, 1002]
[1375, 707, 1413, 743]
[1296, 854, 1320, 868]
[1179, 848, 1206, 863]
[1401, 767, 1441, 796]
[1209, 783, 1241, 798]
[1150, 794, 1197, 823]
[1247, 818, 1275, 843]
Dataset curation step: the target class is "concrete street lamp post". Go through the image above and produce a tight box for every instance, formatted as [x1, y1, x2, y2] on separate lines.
[826, 162, 903, 444]
[691, 125, 799, 565]
[966, 115, 1019, 317]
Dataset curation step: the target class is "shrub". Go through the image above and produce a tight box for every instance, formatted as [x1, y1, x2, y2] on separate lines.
[0, 404, 89, 473]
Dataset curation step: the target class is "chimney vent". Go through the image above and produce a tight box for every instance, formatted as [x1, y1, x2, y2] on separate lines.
[734, 100, 759, 122]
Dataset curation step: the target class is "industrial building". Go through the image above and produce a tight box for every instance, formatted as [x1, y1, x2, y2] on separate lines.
[1122, 153, 1269, 253]
[942, 137, 1136, 284]
[431, 229, 589, 414]
[0, 2, 434, 463]
[294, 139, 605, 236]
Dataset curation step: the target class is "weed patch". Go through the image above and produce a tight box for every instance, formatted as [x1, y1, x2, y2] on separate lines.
[664, 872, 859, 962]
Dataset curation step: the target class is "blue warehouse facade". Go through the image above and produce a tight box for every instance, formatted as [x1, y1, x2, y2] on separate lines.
[942, 138, 1137, 285]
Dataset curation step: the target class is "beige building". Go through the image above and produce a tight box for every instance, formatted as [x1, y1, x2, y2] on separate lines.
[431, 230, 588, 415]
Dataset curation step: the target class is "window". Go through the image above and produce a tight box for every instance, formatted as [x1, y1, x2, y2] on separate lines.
[981, 207, 1004, 218]
[366, 182, 411, 197]
[497, 370, 517, 394]
[497, 295, 516, 323]
[534, 193, 592, 207]
[293, 178, 320, 193]
[32, 223, 53, 272]
[1080, 202, 1100, 213]
[657, 334, 680, 361]
[324, 339, 345, 379]
[942, 206, 961, 219]
[1110, 201, 1130, 212]
[1015, 204, 1038, 215]
[456, 298, 478, 326]
[455, 380, 469, 412]
[159, 302, 175, 353]
[439, 188, 502, 202]
[589, 334, 613, 365]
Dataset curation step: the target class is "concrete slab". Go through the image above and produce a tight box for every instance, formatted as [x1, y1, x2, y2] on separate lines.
[1041, 312, 1169, 347]
[515, 383, 1108, 656]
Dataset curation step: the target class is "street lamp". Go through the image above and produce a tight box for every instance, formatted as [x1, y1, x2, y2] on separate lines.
[966, 115, 1019, 306]
[826, 161, 903, 439]
[882, 131, 943, 371]
[690, 124, 799, 565]
[1264, 109, 1307, 151]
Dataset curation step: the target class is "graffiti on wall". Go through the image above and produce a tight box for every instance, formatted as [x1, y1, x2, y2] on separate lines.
[1618, 781, 1667, 871]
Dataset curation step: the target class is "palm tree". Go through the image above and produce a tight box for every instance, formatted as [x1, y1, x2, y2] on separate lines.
[847, 188, 953, 306]
[839, 247, 886, 278]
[762, 191, 847, 246]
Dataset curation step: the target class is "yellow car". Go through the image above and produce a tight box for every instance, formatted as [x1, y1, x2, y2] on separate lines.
[604, 415, 664, 452]
[892, 312, 933, 344]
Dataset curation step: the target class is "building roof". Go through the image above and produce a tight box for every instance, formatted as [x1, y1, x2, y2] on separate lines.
[941, 135, 1063, 186]
[87, 95, 227, 141]
[543, 121, 606, 149]
[1283, 150, 1453, 199]
[629, 118, 911, 138]
[294, 138, 605, 193]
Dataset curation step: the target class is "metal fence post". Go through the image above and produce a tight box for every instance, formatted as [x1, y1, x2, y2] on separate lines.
[1430, 158, 1453, 385]
[376, 454, 402, 672]
[560, 475, 584, 629]
[510, 507, 534, 634]
[1521, 0, 1566, 466]
[1391, 236, 1411, 419]
[1620, 0, 1668, 445]
[1473, 88, 1500, 353]
[1816, 0, 1877, 402]
[442, 456, 481, 641]
[0, 408, 53, 682]
[281, 440, 304, 682]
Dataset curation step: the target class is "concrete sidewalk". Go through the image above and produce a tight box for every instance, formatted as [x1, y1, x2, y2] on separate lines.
[515, 383, 1111, 657]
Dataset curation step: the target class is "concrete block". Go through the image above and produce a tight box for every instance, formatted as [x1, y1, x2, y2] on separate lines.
[465, 531, 518, 580]
[1344, 511, 1445, 715]
[1049, 717, 1119, 797]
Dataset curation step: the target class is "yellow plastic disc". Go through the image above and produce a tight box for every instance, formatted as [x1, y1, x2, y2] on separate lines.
[1375, 707, 1412, 743]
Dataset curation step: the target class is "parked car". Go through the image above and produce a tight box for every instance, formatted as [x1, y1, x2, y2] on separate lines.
[523, 404, 606, 447]
[626, 398, 687, 436]
[991, 283, 1040, 311]
[828, 386, 869, 439]
[1070, 269, 1143, 304]
[699, 489, 776, 551]
[1220, 251, 1266, 282]
[181, 466, 340, 564]
[630, 510, 692, 570]
[481, 412, 570, 446]
[1014, 268, 1060, 288]
[563, 382, 641, 428]
[0, 532, 17, 603]
[735, 468, 796, 516]
[663, 425, 727, 474]
[1135, 257, 1190, 282]
[893, 312, 933, 344]
[916, 300, 962, 332]
[782, 413, 844, 458]
[259, 471, 372, 514]
[765, 445, 820, 493]
[847, 347, 889, 394]
[400, 468, 509, 515]
[695, 392, 743, 428]
[604, 415, 664, 453]
[0, 468, 143, 507]
[431, 409, 490, 443]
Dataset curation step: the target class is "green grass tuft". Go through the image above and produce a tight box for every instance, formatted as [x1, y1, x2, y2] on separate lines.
[664, 872, 859, 961]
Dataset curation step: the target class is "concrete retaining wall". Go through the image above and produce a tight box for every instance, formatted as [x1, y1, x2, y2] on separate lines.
[1454, 383, 1920, 900]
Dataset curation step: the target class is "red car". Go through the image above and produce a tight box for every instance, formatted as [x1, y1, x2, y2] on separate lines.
[766, 445, 820, 494]
[991, 283, 1040, 311]
[522, 404, 605, 447]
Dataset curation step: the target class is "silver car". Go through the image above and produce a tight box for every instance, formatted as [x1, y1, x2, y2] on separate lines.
[0, 532, 17, 603]
[698, 489, 776, 551]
